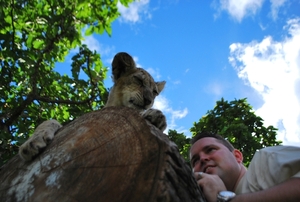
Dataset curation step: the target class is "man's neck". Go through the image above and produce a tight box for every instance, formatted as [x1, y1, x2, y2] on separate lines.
[233, 164, 247, 191]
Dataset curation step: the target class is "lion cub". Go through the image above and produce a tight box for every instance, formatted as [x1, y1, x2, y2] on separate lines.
[19, 52, 167, 161]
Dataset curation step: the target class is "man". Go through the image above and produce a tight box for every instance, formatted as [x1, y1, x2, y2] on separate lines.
[190, 132, 300, 202]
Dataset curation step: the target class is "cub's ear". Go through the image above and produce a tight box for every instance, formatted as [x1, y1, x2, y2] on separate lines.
[156, 81, 166, 94]
[112, 52, 137, 82]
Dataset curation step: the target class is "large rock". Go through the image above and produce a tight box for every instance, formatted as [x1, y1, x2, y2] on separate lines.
[0, 107, 206, 202]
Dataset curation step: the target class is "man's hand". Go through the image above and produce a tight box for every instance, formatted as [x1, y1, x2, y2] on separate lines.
[194, 172, 227, 202]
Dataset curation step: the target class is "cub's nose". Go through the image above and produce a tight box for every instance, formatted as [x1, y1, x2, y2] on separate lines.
[144, 97, 152, 106]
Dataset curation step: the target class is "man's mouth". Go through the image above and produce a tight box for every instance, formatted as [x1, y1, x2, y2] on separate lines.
[204, 166, 215, 173]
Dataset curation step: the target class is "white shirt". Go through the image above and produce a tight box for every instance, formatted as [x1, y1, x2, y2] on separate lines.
[235, 146, 300, 194]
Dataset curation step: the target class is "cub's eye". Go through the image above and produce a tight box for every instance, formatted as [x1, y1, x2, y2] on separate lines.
[153, 89, 158, 96]
[133, 75, 143, 85]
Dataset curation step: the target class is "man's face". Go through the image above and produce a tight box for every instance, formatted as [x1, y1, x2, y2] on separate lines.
[190, 137, 243, 189]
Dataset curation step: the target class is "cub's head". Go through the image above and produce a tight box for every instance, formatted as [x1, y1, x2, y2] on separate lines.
[106, 52, 165, 112]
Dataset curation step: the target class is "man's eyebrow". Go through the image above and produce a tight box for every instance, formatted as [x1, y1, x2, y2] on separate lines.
[202, 144, 215, 151]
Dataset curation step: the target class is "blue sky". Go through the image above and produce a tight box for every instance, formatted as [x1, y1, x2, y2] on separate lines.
[61, 0, 300, 146]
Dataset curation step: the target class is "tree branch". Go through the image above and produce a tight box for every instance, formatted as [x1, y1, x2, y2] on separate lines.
[36, 95, 95, 105]
[6, 93, 35, 126]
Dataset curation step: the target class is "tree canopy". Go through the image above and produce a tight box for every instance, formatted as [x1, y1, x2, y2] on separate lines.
[0, 0, 133, 166]
[167, 129, 191, 162]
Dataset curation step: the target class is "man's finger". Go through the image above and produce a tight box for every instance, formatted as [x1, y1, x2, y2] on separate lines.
[194, 172, 204, 180]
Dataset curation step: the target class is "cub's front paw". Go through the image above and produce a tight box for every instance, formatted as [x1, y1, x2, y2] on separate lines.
[142, 109, 167, 132]
[19, 120, 62, 161]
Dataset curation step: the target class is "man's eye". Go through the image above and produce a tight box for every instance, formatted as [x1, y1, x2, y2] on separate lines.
[207, 147, 216, 153]
[192, 158, 200, 166]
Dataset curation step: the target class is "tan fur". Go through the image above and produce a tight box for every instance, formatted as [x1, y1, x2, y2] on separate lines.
[19, 52, 166, 161]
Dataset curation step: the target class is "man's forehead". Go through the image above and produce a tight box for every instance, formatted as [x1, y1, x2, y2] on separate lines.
[191, 137, 221, 152]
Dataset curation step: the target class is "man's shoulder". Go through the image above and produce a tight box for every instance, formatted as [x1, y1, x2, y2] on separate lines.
[242, 145, 300, 193]
[252, 145, 300, 165]
[258, 145, 300, 154]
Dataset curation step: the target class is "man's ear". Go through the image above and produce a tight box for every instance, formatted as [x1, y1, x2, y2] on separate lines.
[112, 52, 136, 82]
[156, 81, 166, 94]
[233, 149, 243, 164]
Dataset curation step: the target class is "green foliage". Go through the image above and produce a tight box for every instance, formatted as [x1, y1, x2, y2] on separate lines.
[167, 129, 191, 162]
[0, 0, 133, 166]
[190, 98, 282, 167]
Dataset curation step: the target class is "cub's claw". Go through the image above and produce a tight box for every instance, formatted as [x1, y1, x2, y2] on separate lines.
[19, 120, 62, 161]
[142, 109, 167, 132]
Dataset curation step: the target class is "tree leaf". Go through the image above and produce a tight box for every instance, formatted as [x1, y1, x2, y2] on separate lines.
[33, 40, 44, 49]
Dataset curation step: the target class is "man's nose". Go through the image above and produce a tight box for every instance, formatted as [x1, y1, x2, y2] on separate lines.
[200, 153, 210, 162]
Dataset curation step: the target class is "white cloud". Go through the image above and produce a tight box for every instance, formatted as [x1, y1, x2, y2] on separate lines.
[259, 22, 267, 30]
[215, 0, 264, 22]
[214, 0, 289, 22]
[117, 0, 151, 23]
[83, 35, 114, 56]
[145, 67, 162, 80]
[132, 56, 141, 67]
[205, 82, 224, 96]
[172, 80, 181, 85]
[229, 17, 300, 146]
[83, 36, 100, 52]
[153, 95, 188, 133]
[270, 0, 287, 20]
[70, 28, 114, 57]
